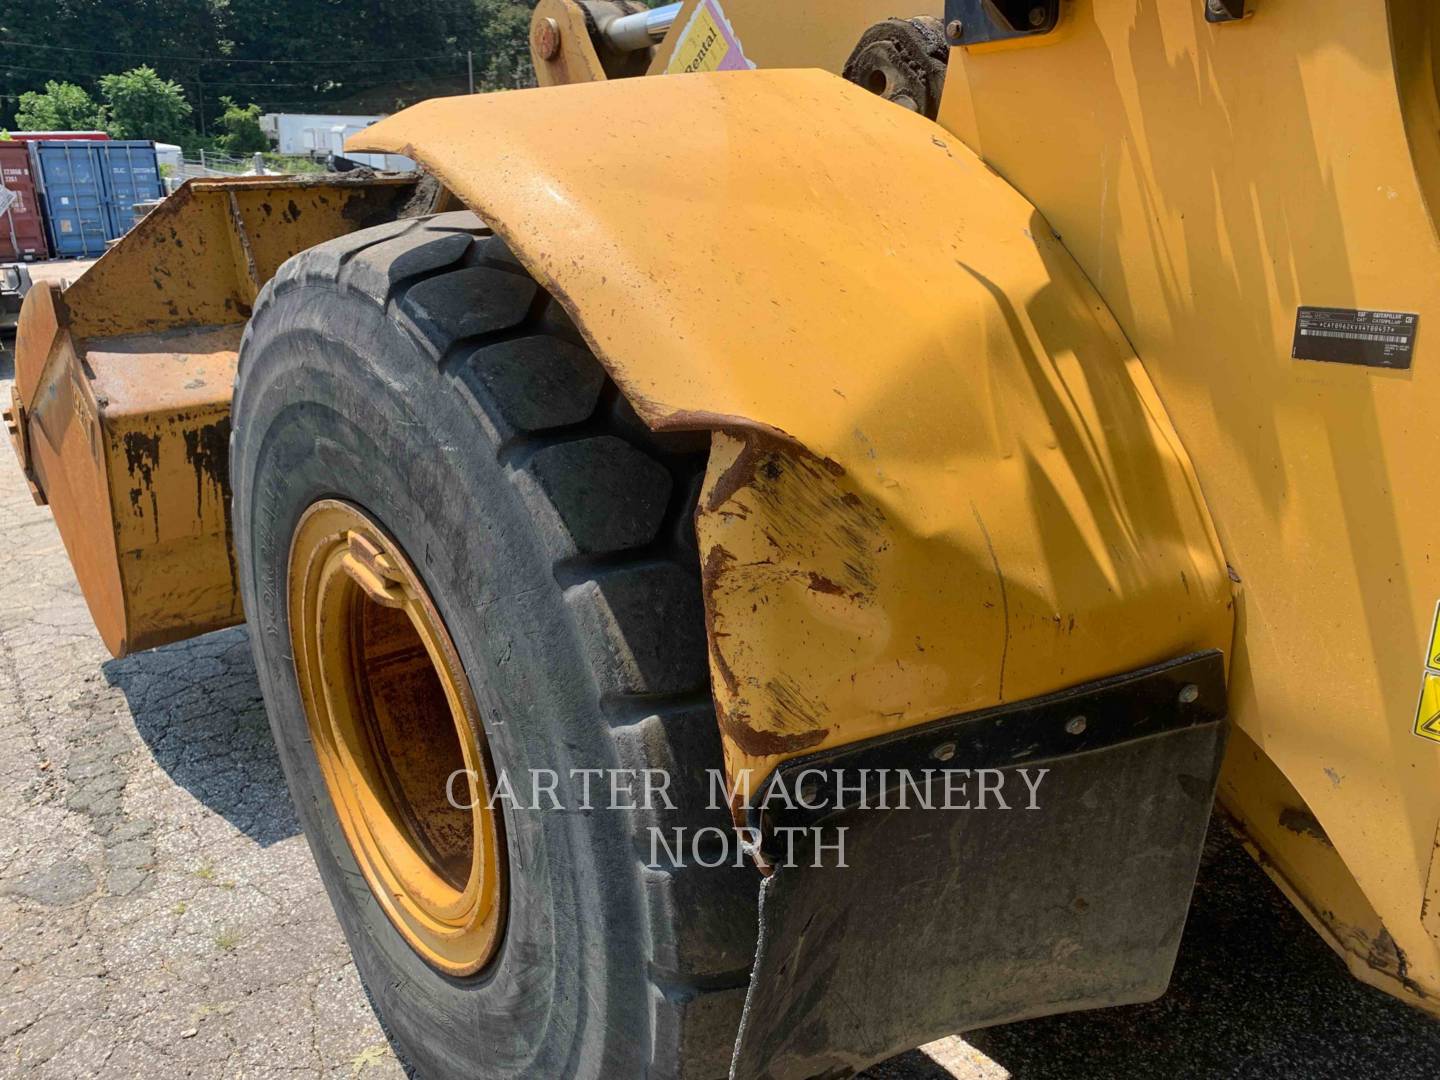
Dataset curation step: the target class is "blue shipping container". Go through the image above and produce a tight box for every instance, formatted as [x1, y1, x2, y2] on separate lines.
[29, 140, 163, 258]
[99, 142, 163, 238]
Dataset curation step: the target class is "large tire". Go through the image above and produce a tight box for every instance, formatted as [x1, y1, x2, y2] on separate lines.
[231, 212, 756, 1079]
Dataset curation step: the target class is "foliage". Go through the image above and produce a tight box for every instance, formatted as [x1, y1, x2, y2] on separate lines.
[1, 1, 543, 135]
[214, 97, 267, 155]
[100, 66, 193, 142]
[264, 153, 326, 175]
[470, 0, 538, 90]
[13, 80, 105, 132]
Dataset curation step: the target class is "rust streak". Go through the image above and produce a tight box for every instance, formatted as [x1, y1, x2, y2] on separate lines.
[122, 430, 162, 539]
[715, 700, 827, 757]
[700, 544, 741, 696]
[704, 437, 774, 514]
[806, 572, 847, 596]
[182, 417, 238, 601]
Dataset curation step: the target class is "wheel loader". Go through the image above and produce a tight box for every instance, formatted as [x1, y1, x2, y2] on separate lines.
[4, 0, 1439, 1076]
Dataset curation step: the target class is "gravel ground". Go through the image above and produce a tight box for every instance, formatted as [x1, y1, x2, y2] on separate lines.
[2, 298, 1438, 1077]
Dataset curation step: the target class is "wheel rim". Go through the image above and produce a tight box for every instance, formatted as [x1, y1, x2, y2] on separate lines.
[288, 500, 506, 976]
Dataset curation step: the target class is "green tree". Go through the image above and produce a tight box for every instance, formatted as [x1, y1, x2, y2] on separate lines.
[14, 81, 105, 132]
[100, 66, 193, 143]
[471, 0, 538, 89]
[214, 97, 268, 155]
[1, 1, 543, 130]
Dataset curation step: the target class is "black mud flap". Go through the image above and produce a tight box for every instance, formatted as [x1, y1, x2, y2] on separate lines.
[729, 652, 1227, 1080]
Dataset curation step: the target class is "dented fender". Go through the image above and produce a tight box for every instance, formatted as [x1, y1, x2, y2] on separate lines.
[354, 70, 1235, 793]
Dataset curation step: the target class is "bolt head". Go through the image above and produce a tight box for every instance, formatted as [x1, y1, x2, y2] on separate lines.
[932, 741, 957, 763]
[945, 19, 965, 41]
[1179, 683, 1200, 705]
[1028, 5, 1048, 28]
[1065, 715, 1087, 736]
[534, 17, 562, 61]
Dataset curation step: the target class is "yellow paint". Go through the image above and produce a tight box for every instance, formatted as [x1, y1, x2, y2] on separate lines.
[1219, 726, 1427, 1006]
[288, 501, 506, 976]
[59, 175, 413, 342]
[1426, 602, 1440, 671]
[10, 175, 422, 656]
[1414, 673, 1440, 744]
[352, 70, 1233, 797]
[936, 0, 1440, 1006]
[11, 0, 1429, 1018]
[647, 0, 901, 77]
[532, 0, 610, 88]
[1425, 820, 1440, 953]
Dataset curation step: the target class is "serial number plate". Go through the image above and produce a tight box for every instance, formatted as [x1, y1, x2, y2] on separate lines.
[1292, 306, 1418, 369]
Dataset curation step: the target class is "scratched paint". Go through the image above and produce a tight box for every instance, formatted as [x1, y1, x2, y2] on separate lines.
[356, 71, 1235, 800]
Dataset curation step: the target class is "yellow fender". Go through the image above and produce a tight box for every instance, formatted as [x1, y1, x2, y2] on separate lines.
[355, 69, 1234, 795]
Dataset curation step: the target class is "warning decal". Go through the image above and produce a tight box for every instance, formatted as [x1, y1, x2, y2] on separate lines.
[665, 0, 755, 75]
[1414, 602, 1440, 744]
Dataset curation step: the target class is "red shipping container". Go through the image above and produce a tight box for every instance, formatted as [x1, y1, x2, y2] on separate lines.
[0, 142, 50, 261]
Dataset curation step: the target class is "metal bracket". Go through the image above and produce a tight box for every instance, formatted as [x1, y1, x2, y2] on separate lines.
[944, 0, 1060, 47]
[342, 531, 410, 609]
[3, 386, 43, 506]
[1204, 0, 1250, 22]
[842, 17, 951, 120]
[747, 650, 1226, 844]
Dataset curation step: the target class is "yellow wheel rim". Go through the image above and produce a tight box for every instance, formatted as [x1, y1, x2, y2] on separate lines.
[288, 500, 505, 976]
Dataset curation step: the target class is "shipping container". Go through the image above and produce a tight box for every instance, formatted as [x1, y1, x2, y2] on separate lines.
[99, 141, 164, 237]
[0, 142, 50, 261]
[29, 140, 163, 258]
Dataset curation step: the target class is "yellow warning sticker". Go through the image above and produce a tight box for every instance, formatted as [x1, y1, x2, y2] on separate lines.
[1416, 671, 1440, 743]
[1427, 602, 1440, 670]
[1415, 601, 1440, 743]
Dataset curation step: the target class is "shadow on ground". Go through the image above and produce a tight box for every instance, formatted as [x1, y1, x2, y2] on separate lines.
[99, 620, 1440, 1077]
[874, 826, 1440, 1079]
[102, 626, 300, 846]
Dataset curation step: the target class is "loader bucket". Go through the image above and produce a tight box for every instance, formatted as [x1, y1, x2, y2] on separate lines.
[3, 174, 421, 656]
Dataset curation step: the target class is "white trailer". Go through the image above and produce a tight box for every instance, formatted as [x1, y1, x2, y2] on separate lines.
[259, 113, 416, 172]
[260, 113, 384, 156]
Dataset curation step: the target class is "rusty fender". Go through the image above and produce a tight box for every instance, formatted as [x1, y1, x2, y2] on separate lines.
[354, 70, 1235, 794]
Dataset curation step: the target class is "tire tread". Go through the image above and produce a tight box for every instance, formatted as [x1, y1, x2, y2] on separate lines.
[255, 212, 754, 1080]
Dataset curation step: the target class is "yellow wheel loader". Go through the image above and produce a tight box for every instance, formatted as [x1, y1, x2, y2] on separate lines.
[5, 1, 1439, 1076]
